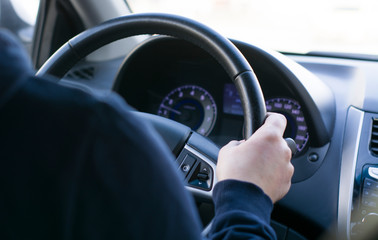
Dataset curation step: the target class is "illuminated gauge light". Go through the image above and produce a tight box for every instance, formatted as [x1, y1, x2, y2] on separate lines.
[266, 98, 309, 155]
[158, 85, 217, 136]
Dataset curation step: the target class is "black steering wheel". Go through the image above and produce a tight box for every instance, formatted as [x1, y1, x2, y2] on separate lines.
[36, 12, 266, 205]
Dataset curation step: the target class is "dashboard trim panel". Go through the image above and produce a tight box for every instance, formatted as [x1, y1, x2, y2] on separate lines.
[338, 107, 364, 239]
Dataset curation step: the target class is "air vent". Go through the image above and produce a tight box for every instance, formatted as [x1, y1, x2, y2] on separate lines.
[370, 118, 378, 156]
[66, 67, 95, 80]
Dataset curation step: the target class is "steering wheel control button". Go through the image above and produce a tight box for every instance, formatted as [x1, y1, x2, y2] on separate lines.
[182, 164, 190, 173]
[188, 162, 213, 191]
[368, 167, 378, 180]
[200, 165, 210, 174]
[179, 155, 196, 178]
[189, 179, 209, 189]
[197, 173, 209, 181]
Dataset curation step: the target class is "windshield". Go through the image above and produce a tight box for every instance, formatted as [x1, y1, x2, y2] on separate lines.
[127, 0, 378, 57]
[0, 0, 40, 54]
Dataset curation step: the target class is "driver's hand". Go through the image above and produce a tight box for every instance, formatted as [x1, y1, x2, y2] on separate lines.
[216, 112, 294, 203]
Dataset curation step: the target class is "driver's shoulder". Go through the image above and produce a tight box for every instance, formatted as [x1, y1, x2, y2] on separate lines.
[10, 75, 134, 136]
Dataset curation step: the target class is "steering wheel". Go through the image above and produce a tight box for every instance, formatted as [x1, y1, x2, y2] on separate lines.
[36, 12, 266, 215]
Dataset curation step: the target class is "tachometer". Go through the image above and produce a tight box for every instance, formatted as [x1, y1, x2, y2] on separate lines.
[157, 85, 217, 136]
[266, 98, 309, 154]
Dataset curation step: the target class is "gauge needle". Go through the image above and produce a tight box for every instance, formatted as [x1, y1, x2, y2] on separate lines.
[184, 105, 196, 110]
[161, 105, 182, 115]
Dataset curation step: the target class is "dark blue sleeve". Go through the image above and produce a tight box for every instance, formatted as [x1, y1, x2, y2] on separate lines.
[208, 180, 277, 240]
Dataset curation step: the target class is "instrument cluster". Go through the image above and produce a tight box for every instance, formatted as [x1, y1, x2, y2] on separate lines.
[156, 83, 309, 156]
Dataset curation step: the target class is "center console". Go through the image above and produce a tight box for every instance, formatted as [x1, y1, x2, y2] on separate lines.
[339, 107, 378, 239]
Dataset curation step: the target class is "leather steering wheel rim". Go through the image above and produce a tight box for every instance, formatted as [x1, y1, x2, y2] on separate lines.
[36, 13, 266, 137]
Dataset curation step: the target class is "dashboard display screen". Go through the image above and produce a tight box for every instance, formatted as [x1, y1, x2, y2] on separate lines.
[223, 84, 243, 116]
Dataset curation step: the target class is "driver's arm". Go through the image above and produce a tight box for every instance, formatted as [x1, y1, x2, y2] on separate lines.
[208, 113, 294, 239]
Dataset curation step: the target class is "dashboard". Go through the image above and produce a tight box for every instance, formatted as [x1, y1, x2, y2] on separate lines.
[115, 37, 313, 155]
[112, 36, 336, 237]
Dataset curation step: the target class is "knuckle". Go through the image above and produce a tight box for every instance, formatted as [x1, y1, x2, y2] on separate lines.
[283, 145, 292, 160]
[288, 163, 295, 176]
[263, 129, 281, 142]
[227, 140, 239, 146]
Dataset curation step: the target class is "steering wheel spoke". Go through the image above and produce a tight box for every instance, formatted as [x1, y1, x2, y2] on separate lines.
[133, 112, 218, 201]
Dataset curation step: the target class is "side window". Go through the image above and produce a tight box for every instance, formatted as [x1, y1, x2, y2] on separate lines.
[0, 0, 40, 55]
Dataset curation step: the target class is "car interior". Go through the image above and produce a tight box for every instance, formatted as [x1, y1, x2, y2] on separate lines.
[3, 0, 378, 239]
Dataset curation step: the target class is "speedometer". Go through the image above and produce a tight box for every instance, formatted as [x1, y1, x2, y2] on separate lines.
[266, 98, 309, 154]
[157, 85, 217, 136]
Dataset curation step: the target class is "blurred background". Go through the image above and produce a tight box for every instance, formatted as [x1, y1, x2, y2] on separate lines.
[2, 0, 378, 56]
